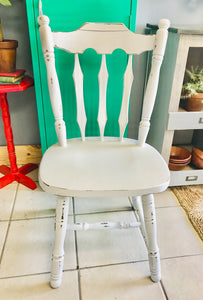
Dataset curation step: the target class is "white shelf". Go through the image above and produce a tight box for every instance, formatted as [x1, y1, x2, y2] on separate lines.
[170, 168, 203, 186]
[168, 110, 203, 130]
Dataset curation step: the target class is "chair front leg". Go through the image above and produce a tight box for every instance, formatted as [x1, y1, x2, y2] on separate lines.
[142, 194, 161, 282]
[50, 196, 70, 289]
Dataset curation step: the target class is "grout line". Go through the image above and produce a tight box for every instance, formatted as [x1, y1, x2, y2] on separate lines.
[0, 253, 203, 281]
[74, 207, 133, 217]
[0, 269, 76, 281]
[160, 280, 169, 300]
[0, 183, 19, 265]
[72, 197, 82, 300]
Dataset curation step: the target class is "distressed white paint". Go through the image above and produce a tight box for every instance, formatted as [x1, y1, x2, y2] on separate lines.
[38, 1, 169, 288]
[38, 14, 67, 147]
[67, 221, 140, 231]
[50, 196, 70, 289]
[73, 54, 87, 141]
[53, 23, 155, 55]
[142, 194, 161, 282]
[98, 54, 108, 140]
[119, 54, 134, 141]
[138, 19, 170, 146]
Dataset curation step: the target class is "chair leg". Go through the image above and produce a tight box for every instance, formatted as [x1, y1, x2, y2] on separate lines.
[131, 196, 148, 247]
[50, 196, 70, 289]
[142, 194, 161, 282]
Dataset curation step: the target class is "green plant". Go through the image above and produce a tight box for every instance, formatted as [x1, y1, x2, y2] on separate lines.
[0, 1, 11, 41]
[182, 66, 203, 97]
[0, 0, 11, 5]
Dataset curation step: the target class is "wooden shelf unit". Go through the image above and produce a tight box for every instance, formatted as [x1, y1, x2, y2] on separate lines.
[146, 26, 203, 186]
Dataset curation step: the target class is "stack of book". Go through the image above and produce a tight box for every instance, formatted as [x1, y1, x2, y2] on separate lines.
[0, 69, 25, 85]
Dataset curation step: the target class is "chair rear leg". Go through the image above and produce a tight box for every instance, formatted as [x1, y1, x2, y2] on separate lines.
[142, 194, 161, 282]
[131, 196, 148, 247]
[50, 196, 70, 288]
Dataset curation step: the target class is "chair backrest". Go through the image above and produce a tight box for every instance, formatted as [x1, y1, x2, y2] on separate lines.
[38, 2, 169, 148]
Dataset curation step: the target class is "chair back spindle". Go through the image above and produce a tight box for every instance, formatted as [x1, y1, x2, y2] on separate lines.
[38, 9, 169, 146]
[73, 53, 87, 142]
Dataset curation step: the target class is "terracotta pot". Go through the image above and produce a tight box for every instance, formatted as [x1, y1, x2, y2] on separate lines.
[0, 40, 18, 73]
[185, 93, 203, 111]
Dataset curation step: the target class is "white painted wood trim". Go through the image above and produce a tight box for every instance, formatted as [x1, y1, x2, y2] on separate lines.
[142, 194, 161, 282]
[138, 19, 170, 146]
[168, 111, 203, 130]
[131, 196, 148, 247]
[50, 196, 70, 288]
[53, 23, 155, 55]
[169, 169, 203, 186]
[38, 14, 67, 147]
[98, 54, 108, 140]
[67, 221, 140, 231]
[73, 54, 87, 141]
[119, 54, 134, 141]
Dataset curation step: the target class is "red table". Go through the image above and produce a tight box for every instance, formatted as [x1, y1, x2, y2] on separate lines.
[0, 76, 37, 189]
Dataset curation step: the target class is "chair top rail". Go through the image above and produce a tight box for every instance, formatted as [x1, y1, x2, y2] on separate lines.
[52, 22, 156, 55]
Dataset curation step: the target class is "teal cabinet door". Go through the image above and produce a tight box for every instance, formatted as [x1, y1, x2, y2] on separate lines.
[26, 0, 137, 153]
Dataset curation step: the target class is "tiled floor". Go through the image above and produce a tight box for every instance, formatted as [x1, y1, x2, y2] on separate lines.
[0, 168, 203, 300]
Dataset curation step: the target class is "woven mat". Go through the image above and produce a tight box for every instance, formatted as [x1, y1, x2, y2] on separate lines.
[171, 185, 203, 241]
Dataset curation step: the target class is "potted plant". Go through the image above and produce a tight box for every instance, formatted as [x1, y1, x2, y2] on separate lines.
[0, 0, 18, 73]
[181, 66, 203, 111]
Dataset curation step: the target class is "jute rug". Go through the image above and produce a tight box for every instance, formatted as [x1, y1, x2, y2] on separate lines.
[171, 185, 203, 241]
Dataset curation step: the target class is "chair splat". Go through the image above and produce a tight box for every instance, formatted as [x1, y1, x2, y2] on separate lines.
[73, 54, 87, 142]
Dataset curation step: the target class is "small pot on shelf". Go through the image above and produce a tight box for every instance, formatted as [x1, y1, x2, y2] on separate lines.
[185, 93, 203, 111]
[0, 39, 18, 73]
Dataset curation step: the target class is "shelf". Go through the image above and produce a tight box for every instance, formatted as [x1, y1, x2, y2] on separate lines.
[168, 144, 203, 186]
[168, 109, 203, 130]
[170, 168, 203, 186]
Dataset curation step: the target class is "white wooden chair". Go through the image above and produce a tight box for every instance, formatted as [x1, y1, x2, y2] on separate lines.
[38, 1, 170, 289]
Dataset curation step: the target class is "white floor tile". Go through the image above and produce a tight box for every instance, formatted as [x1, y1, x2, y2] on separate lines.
[0, 182, 17, 221]
[0, 221, 8, 256]
[156, 206, 203, 259]
[80, 262, 166, 300]
[12, 183, 73, 220]
[154, 188, 179, 208]
[0, 270, 79, 300]
[74, 196, 132, 214]
[0, 217, 76, 278]
[161, 255, 203, 300]
[76, 211, 147, 268]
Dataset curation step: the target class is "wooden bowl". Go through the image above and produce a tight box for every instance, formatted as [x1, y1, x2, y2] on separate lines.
[169, 146, 191, 163]
[169, 161, 189, 171]
[192, 148, 203, 169]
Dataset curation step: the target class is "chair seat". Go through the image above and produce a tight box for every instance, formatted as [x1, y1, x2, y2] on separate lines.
[39, 137, 170, 197]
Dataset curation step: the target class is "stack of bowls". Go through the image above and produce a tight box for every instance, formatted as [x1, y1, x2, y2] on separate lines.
[192, 148, 203, 168]
[169, 146, 192, 171]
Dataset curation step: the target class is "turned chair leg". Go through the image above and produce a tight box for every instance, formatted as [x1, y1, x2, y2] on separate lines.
[142, 194, 161, 282]
[131, 196, 148, 247]
[50, 196, 70, 289]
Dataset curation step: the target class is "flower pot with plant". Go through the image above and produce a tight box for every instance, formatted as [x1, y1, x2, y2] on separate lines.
[0, 0, 18, 73]
[181, 66, 203, 111]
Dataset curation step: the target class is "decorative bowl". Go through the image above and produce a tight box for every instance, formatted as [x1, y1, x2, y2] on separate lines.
[169, 146, 191, 171]
[192, 148, 203, 169]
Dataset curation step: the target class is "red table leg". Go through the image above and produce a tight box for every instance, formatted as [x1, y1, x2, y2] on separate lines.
[0, 93, 37, 189]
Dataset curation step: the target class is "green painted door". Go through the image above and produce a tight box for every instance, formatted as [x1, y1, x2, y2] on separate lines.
[26, 0, 137, 153]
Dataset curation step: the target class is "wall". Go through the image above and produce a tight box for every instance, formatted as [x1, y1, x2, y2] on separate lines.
[0, 1, 40, 146]
[0, 0, 203, 146]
